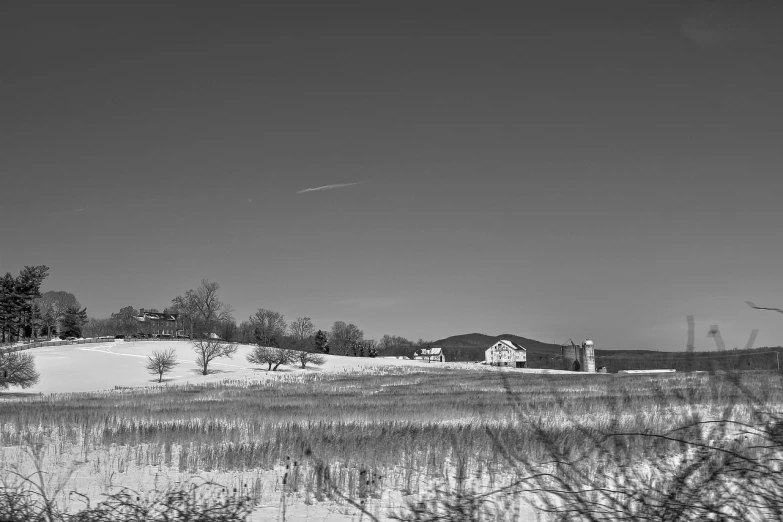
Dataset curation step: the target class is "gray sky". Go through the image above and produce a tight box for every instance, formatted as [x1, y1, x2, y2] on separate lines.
[2, 1, 782, 351]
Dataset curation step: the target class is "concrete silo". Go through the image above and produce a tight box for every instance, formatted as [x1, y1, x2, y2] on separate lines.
[579, 339, 596, 373]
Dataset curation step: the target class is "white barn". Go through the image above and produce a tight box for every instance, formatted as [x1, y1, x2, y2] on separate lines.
[485, 340, 527, 368]
[414, 347, 445, 363]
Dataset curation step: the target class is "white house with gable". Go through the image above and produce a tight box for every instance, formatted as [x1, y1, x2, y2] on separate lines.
[414, 347, 445, 363]
[485, 340, 526, 368]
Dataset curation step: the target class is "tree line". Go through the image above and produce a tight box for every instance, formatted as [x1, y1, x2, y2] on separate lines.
[1, 270, 435, 390]
[79, 278, 433, 357]
[1, 266, 434, 355]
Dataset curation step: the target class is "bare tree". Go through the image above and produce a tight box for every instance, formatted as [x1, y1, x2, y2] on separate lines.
[171, 293, 198, 338]
[173, 280, 234, 339]
[191, 338, 238, 375]
[251, 309, 287, 347]
[270, 347, 296, 371]
[35, 291, 80, 339]
[247, 345, 295, 371]
[379, 334, 411, 354]
[0, 351, 40, 389]
[145, 348, 178, 382]
[216, 319, 238, 342]
[288, 317, 322, 367]
[296, 350, 326, 369]
[290, 317, 315, 346]
[379, 334, 395, 353]
[82, 317, 113, 338]
[330, 321, 364, 355]
[247, 345, 275, 370]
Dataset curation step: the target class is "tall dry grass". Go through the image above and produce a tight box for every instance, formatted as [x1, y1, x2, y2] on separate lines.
[1, 366, 782, 519]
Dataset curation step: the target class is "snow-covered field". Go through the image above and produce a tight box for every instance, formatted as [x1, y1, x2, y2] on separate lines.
[22, 340, 427, 394]
[5, 340, 541, 520]
[21, 339, 587, 395]
[0, 442, 535, 521]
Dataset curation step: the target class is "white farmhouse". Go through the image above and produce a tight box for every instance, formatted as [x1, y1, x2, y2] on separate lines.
[485, 340, 527, 368]
[414, 347, 445, 363]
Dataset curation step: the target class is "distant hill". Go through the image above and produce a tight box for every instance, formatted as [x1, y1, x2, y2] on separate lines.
[420, 333, 783, 372]
[432, 333, 562, 355]
[407, 333, 566, 365]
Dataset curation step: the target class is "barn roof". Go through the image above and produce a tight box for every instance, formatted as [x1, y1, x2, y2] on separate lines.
[418, 347, 443, 356]
[490, 339, 526, 351]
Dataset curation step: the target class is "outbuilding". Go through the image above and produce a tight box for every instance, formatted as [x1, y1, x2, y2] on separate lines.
[414, 347, 445, 363]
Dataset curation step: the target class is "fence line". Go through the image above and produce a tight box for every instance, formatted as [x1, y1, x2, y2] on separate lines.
[125, 337, 186, 343]
[0, 337, 114, 354]
[1, 336, 230, 354]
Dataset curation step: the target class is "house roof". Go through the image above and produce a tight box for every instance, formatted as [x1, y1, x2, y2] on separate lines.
[134, 311, 179, 322]
[489, 339, 526, 351]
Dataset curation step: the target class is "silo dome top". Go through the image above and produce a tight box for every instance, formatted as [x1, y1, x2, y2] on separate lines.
[584, 339, 594, 346]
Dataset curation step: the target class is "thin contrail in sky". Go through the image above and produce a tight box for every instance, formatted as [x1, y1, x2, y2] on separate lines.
[297, 181, 367, 194]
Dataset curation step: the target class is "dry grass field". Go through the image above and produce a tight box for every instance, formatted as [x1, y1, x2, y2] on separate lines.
[2, 352, 782, 520]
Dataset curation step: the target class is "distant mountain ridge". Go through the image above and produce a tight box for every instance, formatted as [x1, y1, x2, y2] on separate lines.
[391, 332, 783, 371]
[432, 333, 563, 355]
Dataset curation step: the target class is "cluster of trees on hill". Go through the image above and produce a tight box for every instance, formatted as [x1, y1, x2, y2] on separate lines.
[79, 278, 437, 382]
[1, 269, 441, 389]
[80, 278, 433, 358]
[1, 265, 89, 343]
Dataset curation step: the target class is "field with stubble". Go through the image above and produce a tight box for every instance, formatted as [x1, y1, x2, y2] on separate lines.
[2, 362, 782, 520]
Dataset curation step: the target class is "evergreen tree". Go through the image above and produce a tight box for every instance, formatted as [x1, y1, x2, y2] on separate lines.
[59, 305, 87, 338]
[314, 330, 329, 354]
[0, 273, 18, 343]
[0, 266, 49, 343]
[16, 266, 49, 340]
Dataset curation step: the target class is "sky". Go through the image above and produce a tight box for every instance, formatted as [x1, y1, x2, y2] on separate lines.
[2, 1, 782, 351]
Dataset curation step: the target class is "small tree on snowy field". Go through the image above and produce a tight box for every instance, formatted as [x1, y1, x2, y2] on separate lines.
[296, 350, 326, 369]
[270, 347, 295, 370]
[191, 338, 238, 375]
[146, 348, 178, 382]
[246, 345, 295, 371]
[247, 345, 276, 370]
[0, 351, 40, 389]
[314, 330, 329, 353]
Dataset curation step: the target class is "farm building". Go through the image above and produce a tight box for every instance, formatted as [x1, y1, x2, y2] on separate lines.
[560, 339, 596, 372]
[414, 347, 445, 363]
[485, 340, 527, 368]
